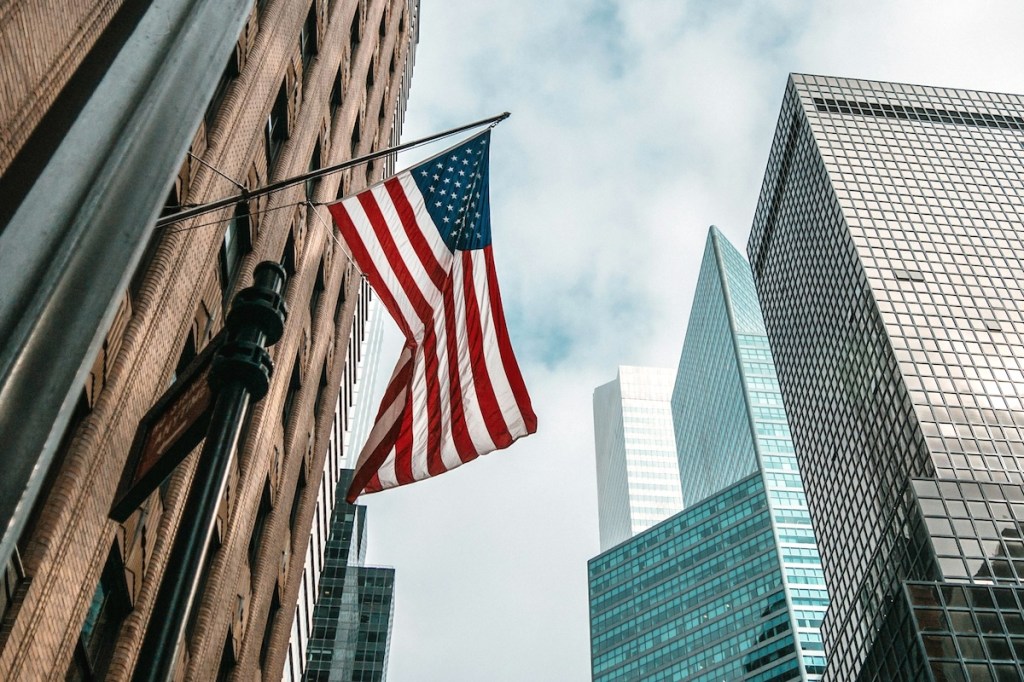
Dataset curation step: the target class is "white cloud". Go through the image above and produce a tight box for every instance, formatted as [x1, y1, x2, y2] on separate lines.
[367, 1, 1024, 679]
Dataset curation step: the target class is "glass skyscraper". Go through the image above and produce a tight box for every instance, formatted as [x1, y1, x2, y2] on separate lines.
[351, 567, 397, 682]
[594, 366, 684, 551]
[303, 469, 367, 681]
[748, 74, 1024, 679]
[288, 283, 396, 681]
[588, 228, 827, 680]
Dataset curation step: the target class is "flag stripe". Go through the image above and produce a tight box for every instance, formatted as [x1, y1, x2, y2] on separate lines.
[420, 320, 447, 476]
[358, 191, 437, 328]
[345, 347, 415, 502]
[460, 251, 513, 449]
[386, 177, 450, 293]
[441, 265, 479, 464]
[483, 247, 538, 433]
[345, 189, 434, 336]
[330, 204, 416, 341]
[393, 385, 416, 486]
[450, 255, 494, 457]
[472, 250, 524, 439]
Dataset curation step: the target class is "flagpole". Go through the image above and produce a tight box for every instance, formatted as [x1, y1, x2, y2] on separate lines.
[155, 111, 510, 229]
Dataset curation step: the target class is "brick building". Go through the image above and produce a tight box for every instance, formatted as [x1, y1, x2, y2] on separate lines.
[0, 0, 418, 679]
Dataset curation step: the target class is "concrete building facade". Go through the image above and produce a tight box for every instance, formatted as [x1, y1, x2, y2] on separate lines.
[0, 1, 417, 679]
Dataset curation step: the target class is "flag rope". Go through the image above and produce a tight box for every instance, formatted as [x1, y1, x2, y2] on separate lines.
[163, 200, 307, 234]
[186, 151, 246, 192]
[307, 199, 355, 266]
[156, 112, 510, 230]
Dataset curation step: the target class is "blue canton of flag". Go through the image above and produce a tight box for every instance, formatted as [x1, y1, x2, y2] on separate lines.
[412, 133, 492, 251]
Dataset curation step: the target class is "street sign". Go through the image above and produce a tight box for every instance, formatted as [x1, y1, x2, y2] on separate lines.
[109, 332, 225, 522]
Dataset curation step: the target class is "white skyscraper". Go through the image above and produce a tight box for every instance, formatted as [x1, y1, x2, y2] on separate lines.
[593, 365, 684, 551]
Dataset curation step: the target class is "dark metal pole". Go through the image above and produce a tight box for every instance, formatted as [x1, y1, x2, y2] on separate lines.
[133, 262, 287, 682]
[154, 111, 511, 229]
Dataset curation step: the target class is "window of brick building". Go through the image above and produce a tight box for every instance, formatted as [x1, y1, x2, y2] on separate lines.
[248, 481, 273, 570]
[313, 364, 329, 422]
[309, 258, 324, 322]
[281, 229, 297, 278]
[259, 586, 282, 669]
[220, 201, 252, 298]
[66, 545, 131, 681]
[204, 50, 239, 134]
[330, 67, 343, 118]
[306, 141, 322, 201]
[300, 5, 318, 72]
[282, 362, 302, 430]
[266, 82, 289, 169]
[350, 5, 361, 51]
[216, 634, 235, 682]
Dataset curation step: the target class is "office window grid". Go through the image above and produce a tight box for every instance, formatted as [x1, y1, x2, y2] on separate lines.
[594, 367, 684, 551]
[734, 307, 827, 671]
[914, 479, 1024, 585]
[674, 228, 828, 675]
[350, 567, 395, 682]
[589, 474, 805, 681]
[747, 74, 1024, 679]
[906, 581, 1024, 680]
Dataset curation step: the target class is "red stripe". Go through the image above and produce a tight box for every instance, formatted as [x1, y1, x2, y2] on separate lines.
[420, 317, 446, 476]
[357, 191, 435, 327]
[392, 387, 416, 485]
[365, 471, 383, 495]
[483, 247, 537, 434]
[345, 349, 415, 502]
[385, 178, 449, 292]
[441, 268, 478, 463]
[329, 203, 415, 341]
[460, 252, 513, 449]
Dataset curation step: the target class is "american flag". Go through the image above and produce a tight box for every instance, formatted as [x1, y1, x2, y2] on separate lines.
[328, 130, 537, 502]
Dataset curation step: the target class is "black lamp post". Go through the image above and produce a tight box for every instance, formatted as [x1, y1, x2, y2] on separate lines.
[133, 261, 287, 682]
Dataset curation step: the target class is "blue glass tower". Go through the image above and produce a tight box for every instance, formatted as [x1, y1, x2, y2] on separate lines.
[588, 227, 828, 680]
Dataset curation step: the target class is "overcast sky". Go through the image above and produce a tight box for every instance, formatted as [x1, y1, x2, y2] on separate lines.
[359, 2, 1024, 680]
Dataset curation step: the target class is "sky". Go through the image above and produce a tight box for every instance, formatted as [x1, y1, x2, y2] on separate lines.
[359, 2, 1024, 680]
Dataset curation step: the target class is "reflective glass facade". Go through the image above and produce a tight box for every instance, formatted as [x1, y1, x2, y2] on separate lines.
[302, 468, 395, 681]
[594, 366, 684, 550]
[351, 567, 396, 682]
[589, 474, 820, 681]
[588, 230, 826, 680]
[748, 74, 1024, 679]
[304, 469, 367, 680]
[675, 228, 763, 504]
[676, 228, 826, 675]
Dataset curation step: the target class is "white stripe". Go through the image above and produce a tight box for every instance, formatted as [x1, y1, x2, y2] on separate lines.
[450, 255, 496, 453]
[341, 180, 449, 341]
[472, 250, 529, 438]
[397, 173, 452, 267]
[342, 198, 422, 336]
[407, 341, 431, 481]
[433, 296, 463, 472]
[376, 448, 399, 490]
[352, 347, 410, 493]
[376, 177, 451, 325]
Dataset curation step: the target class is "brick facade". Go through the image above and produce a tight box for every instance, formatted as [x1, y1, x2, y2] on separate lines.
[0, 0, 417, 679]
